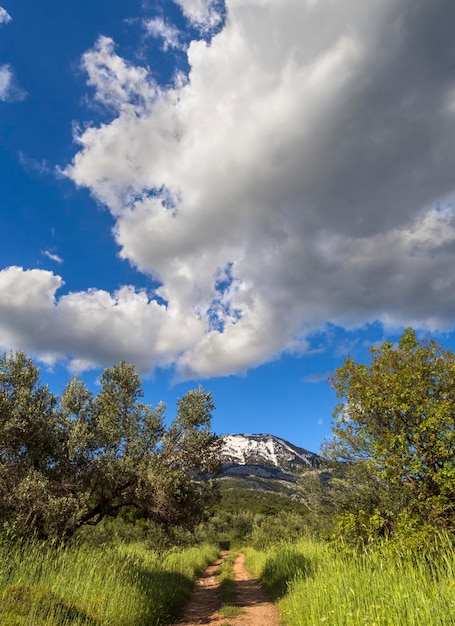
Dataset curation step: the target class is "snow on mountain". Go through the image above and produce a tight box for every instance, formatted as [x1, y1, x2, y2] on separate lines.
[221, 433, 321, 478]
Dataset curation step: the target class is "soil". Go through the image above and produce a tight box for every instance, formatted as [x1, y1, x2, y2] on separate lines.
[172, 552, 283, 626]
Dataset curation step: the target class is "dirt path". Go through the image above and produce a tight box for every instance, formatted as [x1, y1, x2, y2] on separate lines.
[173, 552, 283, 626]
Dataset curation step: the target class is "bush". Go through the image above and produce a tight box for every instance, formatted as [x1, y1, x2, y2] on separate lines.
[249, 511, 308, 550]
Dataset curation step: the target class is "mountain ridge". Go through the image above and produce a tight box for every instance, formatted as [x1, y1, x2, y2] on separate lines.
[220, 433, 322, 483]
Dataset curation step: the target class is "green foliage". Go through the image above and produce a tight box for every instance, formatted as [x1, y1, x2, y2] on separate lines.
[299, 463, 412, 545]
[326, 328, 455, 532]
[74, 515, 196, 554]
[217, 474, 302, 495]
[214, 488, 309, 516]
[0, 351, 221, 539]
[195, 510, 255, 548]
[248, 511, 309, 550]
[194, 487, 310, 550]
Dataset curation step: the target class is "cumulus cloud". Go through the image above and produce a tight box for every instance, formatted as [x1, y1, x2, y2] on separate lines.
[41, 0, 455, 376]
[0, 266, 204, 371]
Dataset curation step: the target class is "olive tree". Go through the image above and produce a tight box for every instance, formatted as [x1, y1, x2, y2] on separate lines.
[0, 351, 221, 538]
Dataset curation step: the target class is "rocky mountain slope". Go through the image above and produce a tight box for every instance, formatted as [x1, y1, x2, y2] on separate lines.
[220, 433, 322, 483]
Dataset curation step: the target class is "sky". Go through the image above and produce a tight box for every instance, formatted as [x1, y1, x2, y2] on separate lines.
[1, 0, 455, 454]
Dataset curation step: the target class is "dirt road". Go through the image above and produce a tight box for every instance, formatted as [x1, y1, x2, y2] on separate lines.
[173, 552, 283, 626]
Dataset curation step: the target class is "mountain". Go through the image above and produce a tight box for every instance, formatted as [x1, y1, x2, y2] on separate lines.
[220, 433, 322, 484]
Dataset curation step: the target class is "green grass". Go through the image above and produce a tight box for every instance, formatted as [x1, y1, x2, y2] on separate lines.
[244, 537, 455, 626]
[0, 536, 218, 626]
[218, 604, 243, 618]
[218, 553, 237, 605]
[218, 552, 244, 618]
[9, 528, 455, 626]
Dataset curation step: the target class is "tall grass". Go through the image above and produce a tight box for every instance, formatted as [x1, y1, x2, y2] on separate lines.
[244, 537, 455, 625]
[0, 535, 218, 626]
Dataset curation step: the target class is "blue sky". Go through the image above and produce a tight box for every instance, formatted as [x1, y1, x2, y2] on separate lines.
[1, 0, 455, 454]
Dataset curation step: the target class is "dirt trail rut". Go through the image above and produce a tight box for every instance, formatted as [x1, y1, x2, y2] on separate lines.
[173, 552, 283, 626]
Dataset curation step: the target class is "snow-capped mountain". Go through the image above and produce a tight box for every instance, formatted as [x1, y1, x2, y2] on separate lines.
[221, 433, 321, 481]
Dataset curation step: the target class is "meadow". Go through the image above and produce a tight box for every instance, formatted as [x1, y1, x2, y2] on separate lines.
[3, 525, 455, 625]
[0, 534, 218, 626]
[245, 535, 455, 626]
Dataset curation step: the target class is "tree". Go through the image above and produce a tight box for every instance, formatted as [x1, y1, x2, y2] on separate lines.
[0, 351, 221, 539]
[325, 328, 455, 529]
[0, 352, 68, 535]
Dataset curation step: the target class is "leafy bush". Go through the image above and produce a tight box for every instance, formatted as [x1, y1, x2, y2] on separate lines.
[248, 511, 308, 550]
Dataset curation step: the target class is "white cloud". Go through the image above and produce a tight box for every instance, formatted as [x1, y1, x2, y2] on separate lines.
[0, 65, 24, 102]
[303, 374, 327, 384]
[18, 151, 51, 175]
[0, 7, 11, 25]
[0, 266, 204, 371]
[0, 63, 11, 100]
[36, 0, 455, 377]
[0, 9, 26, 102]
[144, 17, 183, 51]
[42, 250, 63, 264]
[80, 36, 158, 113]
[174, 0, 223, 32]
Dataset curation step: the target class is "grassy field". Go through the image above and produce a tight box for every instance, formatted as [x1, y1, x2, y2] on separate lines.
[245, 536, 455, 626]
[0, 535, 218, 626]
[4, 528, 455, 626]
